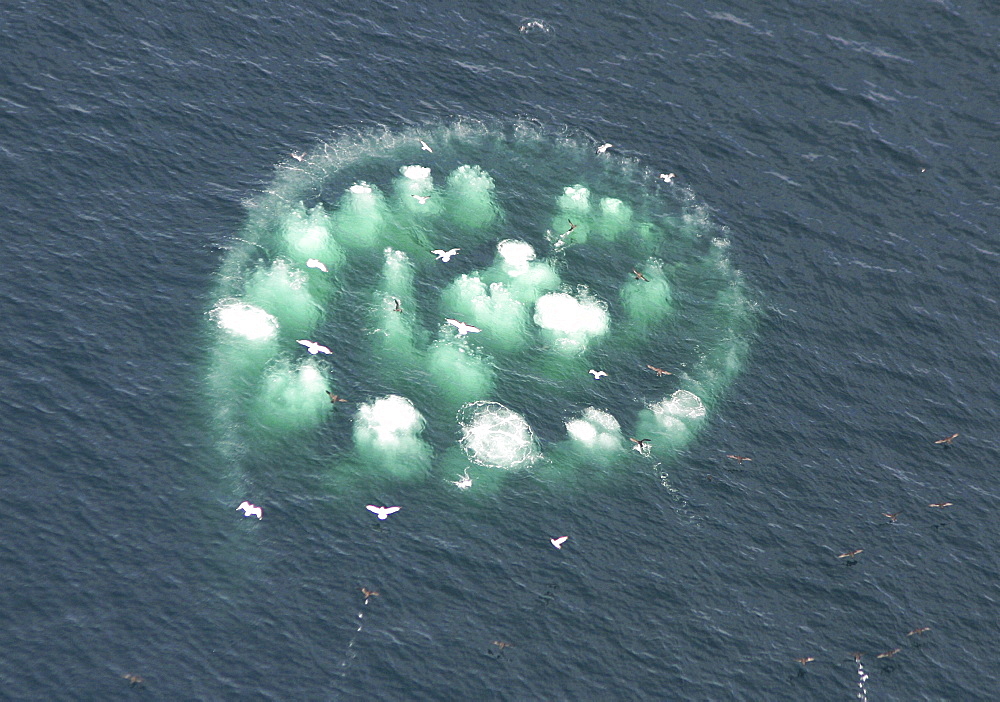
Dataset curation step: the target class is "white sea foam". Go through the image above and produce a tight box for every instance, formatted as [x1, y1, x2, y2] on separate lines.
[458, 401, 539, 469]
[355, 395, 425, 445]
[211, 301, 279, 341]
[565, 408, 622, 451]
[533, 290, 609, 353]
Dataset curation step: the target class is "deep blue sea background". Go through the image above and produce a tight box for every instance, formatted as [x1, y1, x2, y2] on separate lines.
[1, 1, 997, 699]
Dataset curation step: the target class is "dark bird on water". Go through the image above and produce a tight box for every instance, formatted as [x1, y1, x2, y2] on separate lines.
[631, 268, 649, 281]
[882, 512, 900, 522]
[326, 391, 348, 404]
[928, 502, 953, 508]
[877, 648, 901, 659]
[122, 674, 144, 688]
[646, 364, 673, 376]
[794, 657, 815, 665]
[907, 627, 931, 636]
[838, 549, 863, 559]
[934, 433, 959, 445]
[726, 455, 752, 464]
[393, 298, 402, 313]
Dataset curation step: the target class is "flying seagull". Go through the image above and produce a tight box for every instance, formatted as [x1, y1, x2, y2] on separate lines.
[726, 455, 752, 464]
[632, 268, 649, 282]
[446, 318, 481, 336]
[928, 502, 953, 508]
[882, 511, 900, 522]
[306, 258, 328, 272]
[366, 505, 401, 520]
[597, 143, 612, 154]
[431, 247, 460, 262]
[907, 627, 931, 636]
[589, 369, 607, 379]
[297, 339, 332, 355]
[659, 173, 675, 183]
[646, 364, 673, 376]
[326, 391, 347, 404]
[237, 501, 263, 519]
[837, 549, 863, 559]
[492, 641, 513, 651]
[361, 587, 379, 603]
[934, 433, 959, 445]
[550, 536, 569, 549]
[563, 220, 577, 237]
[876, 648, 901, 659]
[794, 657, 815, 665]
[411, 194, 430, 204]
[420, 140, 433, 153]
[291, 151, 305, 162]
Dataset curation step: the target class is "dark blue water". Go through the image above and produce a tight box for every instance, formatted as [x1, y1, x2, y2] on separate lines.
[2, 1, 997, 699]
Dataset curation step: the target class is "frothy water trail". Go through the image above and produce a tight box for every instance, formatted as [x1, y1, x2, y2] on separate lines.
[856, 658, 869, 702]
[338, 590, 380, 677]
[205, 122, 756, 487]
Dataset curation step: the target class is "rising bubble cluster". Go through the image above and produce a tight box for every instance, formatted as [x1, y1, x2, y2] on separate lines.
[206, 123, 754, 485]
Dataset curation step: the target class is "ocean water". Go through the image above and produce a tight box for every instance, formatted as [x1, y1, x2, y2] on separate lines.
[1, 1, 997, 699]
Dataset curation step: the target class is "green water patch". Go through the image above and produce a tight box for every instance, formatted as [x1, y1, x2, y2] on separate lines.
[206, 122, 756, 490]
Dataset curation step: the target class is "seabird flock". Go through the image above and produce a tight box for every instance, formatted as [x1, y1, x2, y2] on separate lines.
[785, 431, 960, 667]
[228, 139, 957, 676]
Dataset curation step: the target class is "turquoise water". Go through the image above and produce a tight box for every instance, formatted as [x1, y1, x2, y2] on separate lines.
[5, 2, 997, 698]
[208, 124, 754, 488]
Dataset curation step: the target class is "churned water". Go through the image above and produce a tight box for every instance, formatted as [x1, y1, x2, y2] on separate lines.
[1, 1, 996, 699]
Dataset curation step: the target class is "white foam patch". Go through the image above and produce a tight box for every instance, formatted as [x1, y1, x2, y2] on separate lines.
[350, 182, 373, 195]
[565, 407, 622, 451]
[487, 240, 561, 305]
[458, 401, 539, 469]
[401, 165, 431, 180]
[354, 395, 425, 447]
[600, 197, 626, 216]
[533, 290, 609, 352]
[497, 239, 536, 275]
[211, 301, 279, 341]
[558, 185, 591, 211]
[649, 389, 706, 422]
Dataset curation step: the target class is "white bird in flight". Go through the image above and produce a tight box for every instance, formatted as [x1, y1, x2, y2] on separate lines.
[431, 247, 460, 262]
[297, 339, 332, 355]
[446, 318, 481, 336]
[597, 143, 612, 154]
[658, 173, 675, 183]
[237, 501, 263, 519]
[550, 536, 569, 549]
[306, 258, 328, 272]
[450, 470, 473, 489]
[589, 369, 607, 379]
[366, 505, 401, 520]
[291, 151, 305, 162]
[420, 140, 433, 153]
[411, 194, 430, 204]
